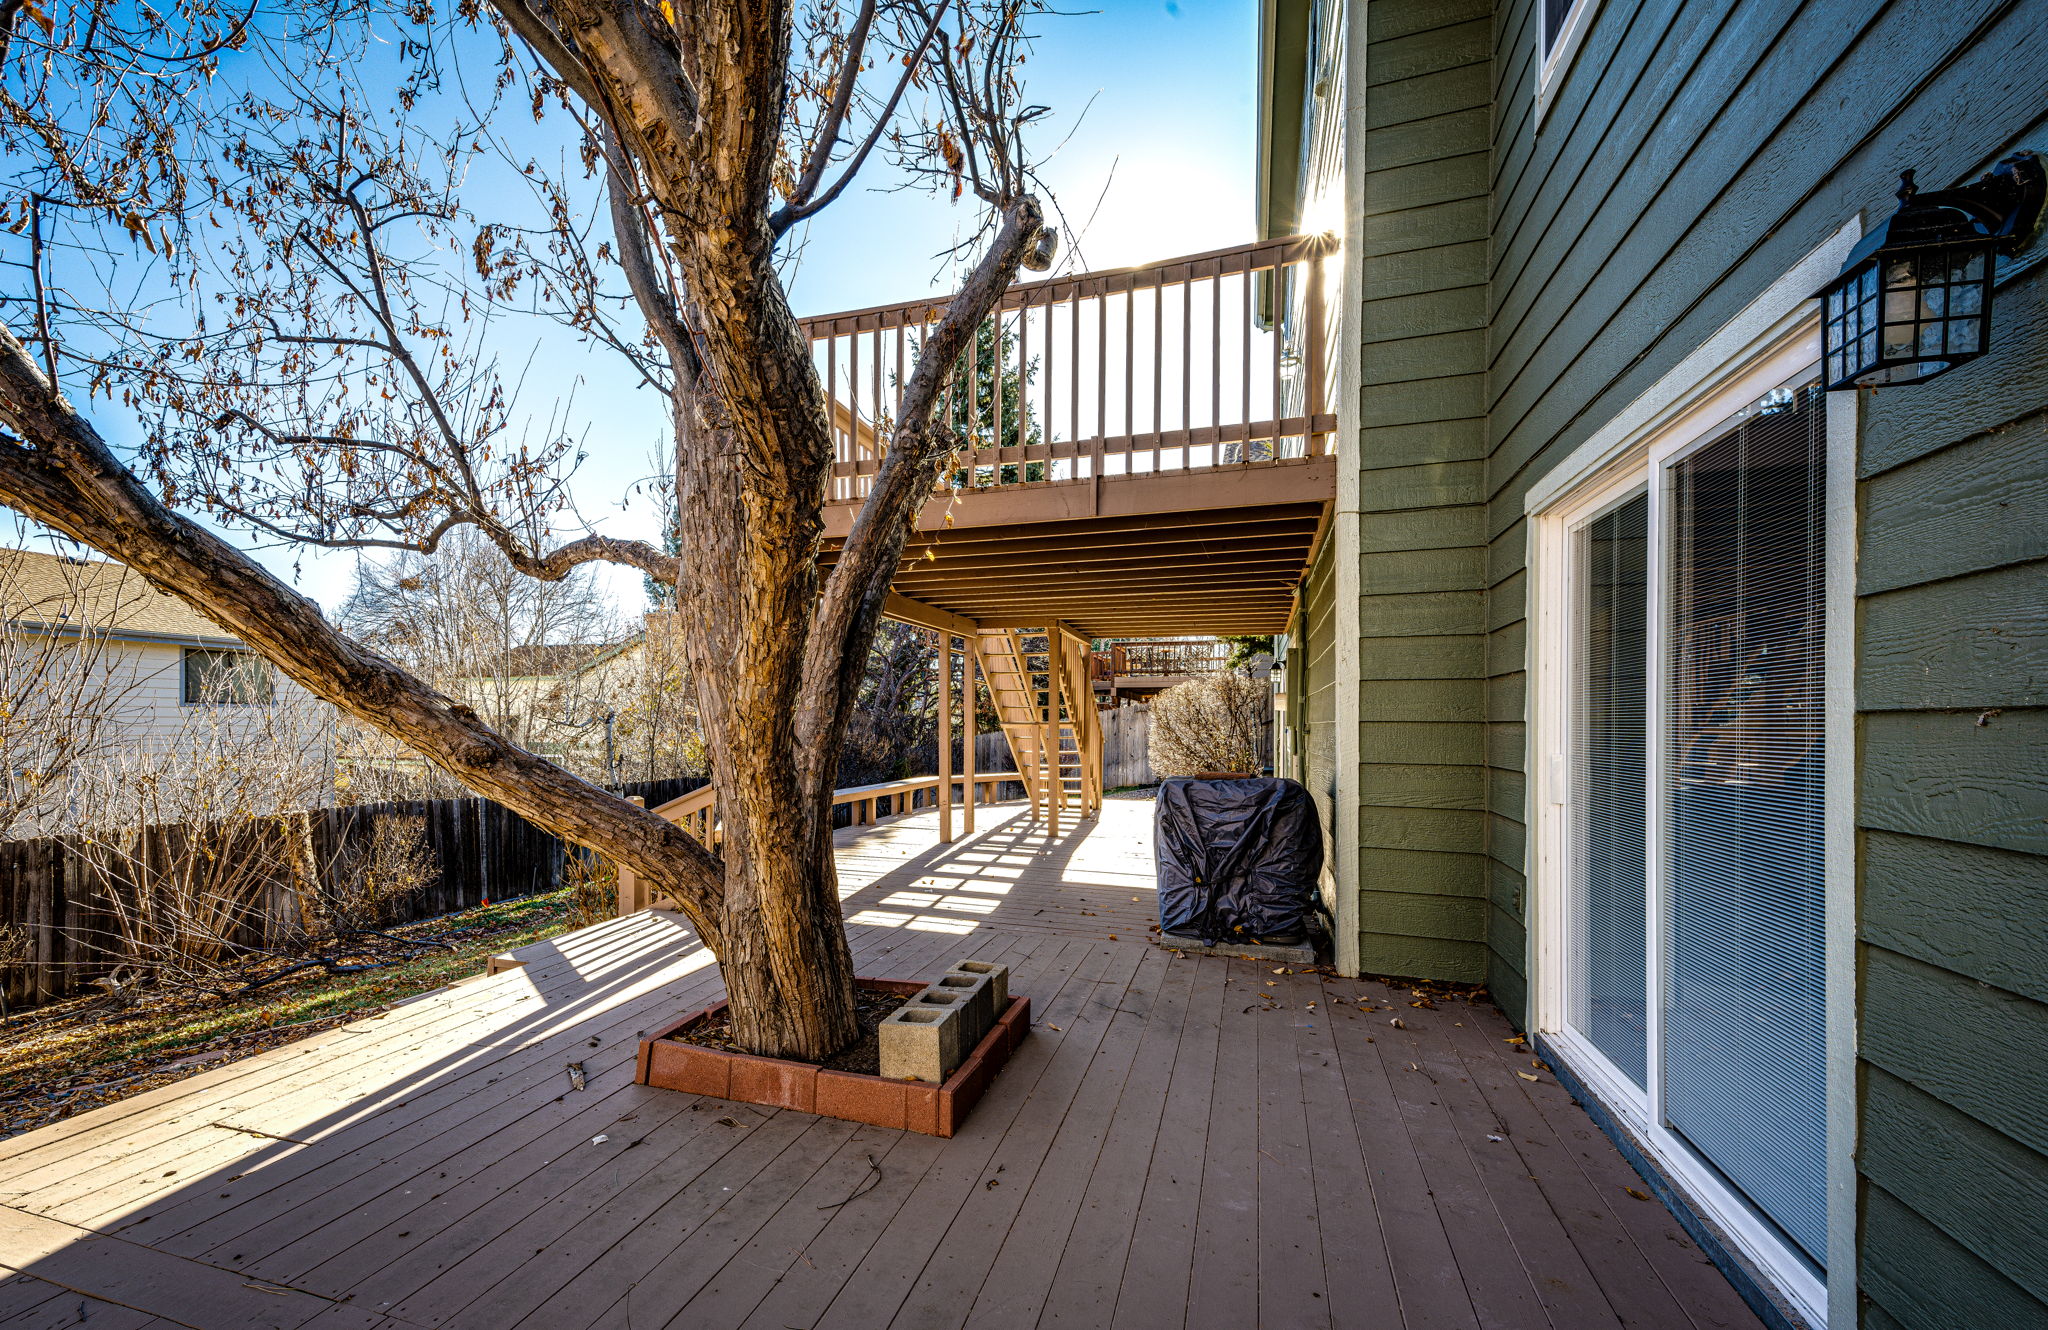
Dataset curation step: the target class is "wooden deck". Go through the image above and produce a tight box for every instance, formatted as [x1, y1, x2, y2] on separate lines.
[0, 797, 1765, 1330]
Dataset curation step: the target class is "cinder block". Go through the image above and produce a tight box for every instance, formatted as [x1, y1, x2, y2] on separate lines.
[930, 971, 995, 1048]
[879, 1002, 965, 1083]
[947, 960, 1008, 1012]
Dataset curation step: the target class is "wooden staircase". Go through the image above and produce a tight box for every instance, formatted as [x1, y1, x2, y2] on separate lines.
[974, 626, 1102, 835]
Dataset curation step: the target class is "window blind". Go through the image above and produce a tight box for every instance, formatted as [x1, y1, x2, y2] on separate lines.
[1663, 388, 1829, 1266]
[1573, 494, 1650, 1087]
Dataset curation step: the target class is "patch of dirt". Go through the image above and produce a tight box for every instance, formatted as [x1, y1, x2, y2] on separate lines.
[667, 983, 912, 1076]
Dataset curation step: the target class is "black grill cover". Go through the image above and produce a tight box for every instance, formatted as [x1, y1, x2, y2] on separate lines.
[1154, 777, 1324, 944]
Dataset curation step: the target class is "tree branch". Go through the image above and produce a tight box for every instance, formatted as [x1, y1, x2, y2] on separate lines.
[793, 194, 1046, 802]
[770, 3, 950, 237]
[0, 323, 727, 949]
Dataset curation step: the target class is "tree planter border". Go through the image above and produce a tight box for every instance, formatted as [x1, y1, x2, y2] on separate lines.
[634, 979, 1031, 1137]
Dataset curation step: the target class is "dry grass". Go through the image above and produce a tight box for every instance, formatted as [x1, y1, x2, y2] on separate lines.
[0, 887, 582, 1139]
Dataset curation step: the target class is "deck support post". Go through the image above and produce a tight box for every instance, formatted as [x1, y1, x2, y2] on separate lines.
[963, 641, 977, 833]
[937, 630, 955, 843]
[1042, 624, 1062, 839]
[616, 795, 646, 916]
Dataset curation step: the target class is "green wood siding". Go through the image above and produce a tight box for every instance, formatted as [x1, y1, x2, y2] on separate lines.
[1475, 0, 2048, 1320]
[1348, 0, 1495, 984]
[1299, 537, 1340, 901]
[1850, 252, 2048, 1328]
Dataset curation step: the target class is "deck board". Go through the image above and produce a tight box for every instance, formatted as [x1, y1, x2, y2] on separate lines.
[0, 796, 1769, 1329]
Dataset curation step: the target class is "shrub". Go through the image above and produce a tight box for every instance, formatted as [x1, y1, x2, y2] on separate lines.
[1148, 671, 1268, 779]
[561, 850, 617, 930]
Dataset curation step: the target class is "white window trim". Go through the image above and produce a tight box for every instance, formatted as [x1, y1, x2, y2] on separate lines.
[1523, 221, 1861, 1330]
[1535, 0, 1603, 129]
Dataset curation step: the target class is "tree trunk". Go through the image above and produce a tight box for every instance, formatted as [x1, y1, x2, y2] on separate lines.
[715, 818, 860, 1058]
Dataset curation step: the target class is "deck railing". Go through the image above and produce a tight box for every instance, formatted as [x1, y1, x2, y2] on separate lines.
[1091, 638, 1233, 681]
[615, 774, 1019, 915]
[802, 234, 1338, 505]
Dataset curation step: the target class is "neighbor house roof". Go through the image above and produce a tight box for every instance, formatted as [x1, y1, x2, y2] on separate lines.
[0, 547, 242, 647]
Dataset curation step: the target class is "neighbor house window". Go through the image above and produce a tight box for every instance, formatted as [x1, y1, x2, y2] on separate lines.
[182, 648, 274, 704]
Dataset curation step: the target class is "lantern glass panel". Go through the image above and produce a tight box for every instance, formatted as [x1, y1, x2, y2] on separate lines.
[1819, 239, 1995, 389]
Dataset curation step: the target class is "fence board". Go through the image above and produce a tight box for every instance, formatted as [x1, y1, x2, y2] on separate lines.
[0, 776, 705, 1010]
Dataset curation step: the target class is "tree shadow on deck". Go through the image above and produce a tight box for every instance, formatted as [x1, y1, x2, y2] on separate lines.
[0, 808, 1143, 1327]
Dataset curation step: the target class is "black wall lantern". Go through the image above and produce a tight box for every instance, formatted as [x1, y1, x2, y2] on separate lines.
[1818, 151, 2045, 390]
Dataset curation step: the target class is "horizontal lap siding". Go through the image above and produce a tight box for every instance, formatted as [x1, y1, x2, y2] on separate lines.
[1353, 0, 1493, 985]
[1853, 247, 2048, 1329]
[1485, 0, 2048, 1317]
[1301, 540, 1340, 908]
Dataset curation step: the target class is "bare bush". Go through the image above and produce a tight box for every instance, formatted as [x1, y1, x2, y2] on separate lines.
[66, 683, 340, 991]
[315, 816, 437, 934]
[560, 850, 617, 932]
[1148, 672, 1270, 779]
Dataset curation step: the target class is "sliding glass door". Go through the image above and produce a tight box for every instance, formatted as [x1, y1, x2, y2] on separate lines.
[1556, 385, 1831, 1272]
[1663, 393, 1829, 1264]
[1570, 494, 1650, 1089]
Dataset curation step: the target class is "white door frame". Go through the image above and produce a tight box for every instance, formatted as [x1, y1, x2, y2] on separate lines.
[1523, 223, 1860, 1330]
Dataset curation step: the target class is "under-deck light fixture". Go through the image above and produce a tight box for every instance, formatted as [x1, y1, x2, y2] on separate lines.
[1818, 150, 2045, 390]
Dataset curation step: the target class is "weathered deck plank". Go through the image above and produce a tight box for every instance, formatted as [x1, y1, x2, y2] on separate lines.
[0, 797, 1767, 1330]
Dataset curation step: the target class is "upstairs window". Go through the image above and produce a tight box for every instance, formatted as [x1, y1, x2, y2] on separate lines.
[1538, 0, 1601, 123]
[1542, 0, 1581, 55]
[182, 648, 274, 705]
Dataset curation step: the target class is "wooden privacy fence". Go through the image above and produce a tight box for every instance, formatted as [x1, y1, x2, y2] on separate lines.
[1100, 704, 1156, 789]
[0, 776, 703, 1009]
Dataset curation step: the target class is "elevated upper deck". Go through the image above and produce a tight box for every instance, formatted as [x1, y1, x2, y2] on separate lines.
[806, 237, 1338, 637]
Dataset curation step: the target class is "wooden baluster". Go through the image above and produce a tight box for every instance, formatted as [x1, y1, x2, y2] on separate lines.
[1261, 259, 1277, 461]
[1152, 279, 1163, 474]
[826, 330, 840, 484]
[1180, 272, 1192, 472]
[1211, 265, 1223, 444]
[1014, 298, 1029, 481]
[1242, 262, 1254, 458]
[1123, 283, 1135, 464]
[1306, 245, 1326, 457]
[983, 311, 999, 481]
[1095, 282, 1109, 482]
[1069, 292, 1081, 473]
[964, 320, 981, 487]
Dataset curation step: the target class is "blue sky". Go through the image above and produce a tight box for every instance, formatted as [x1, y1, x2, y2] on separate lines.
[19, 1, 1261, 621]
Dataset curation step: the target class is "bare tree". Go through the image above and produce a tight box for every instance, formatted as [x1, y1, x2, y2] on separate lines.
[0, 0, 1056, 1056]
[839, 620, 936, 786]
[338, 528, 623, 745]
